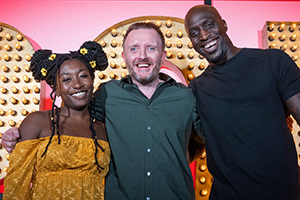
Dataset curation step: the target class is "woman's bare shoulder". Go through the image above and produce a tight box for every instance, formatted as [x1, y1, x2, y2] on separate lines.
[18, 110, 50, 142]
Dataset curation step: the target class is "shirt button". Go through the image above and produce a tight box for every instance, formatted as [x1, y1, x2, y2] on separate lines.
[147, 148, 151, 153]
[146, 197, 150, 200]
[147, 172, 151, 176]
[147, 126, 151, 130]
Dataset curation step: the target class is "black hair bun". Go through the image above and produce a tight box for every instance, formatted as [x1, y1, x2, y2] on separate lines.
[30, 50, 69, 86]
[72, 41, 108, 71]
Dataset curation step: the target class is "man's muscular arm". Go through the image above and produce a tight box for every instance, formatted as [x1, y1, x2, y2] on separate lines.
[1, 127, 20, 153]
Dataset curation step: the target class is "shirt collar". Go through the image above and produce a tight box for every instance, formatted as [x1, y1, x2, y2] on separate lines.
[119, 73, 177, 86]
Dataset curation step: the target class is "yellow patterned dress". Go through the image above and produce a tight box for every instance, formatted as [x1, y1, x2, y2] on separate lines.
[3, 135, 110, 200]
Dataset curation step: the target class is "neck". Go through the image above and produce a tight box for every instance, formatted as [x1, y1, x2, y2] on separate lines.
[60, 106, 90, 120]
[132, 78, 162, 99]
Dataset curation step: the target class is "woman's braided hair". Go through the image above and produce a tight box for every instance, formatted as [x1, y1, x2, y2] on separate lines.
[30, 41, 108, 171]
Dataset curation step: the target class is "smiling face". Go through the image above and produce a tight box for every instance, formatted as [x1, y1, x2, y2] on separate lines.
[56, 59, 93, 110]
[122, 28, 166, 85]
[185, 5, 233, 65]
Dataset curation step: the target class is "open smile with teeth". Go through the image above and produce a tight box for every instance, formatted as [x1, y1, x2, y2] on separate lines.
[203, 39, 217, 49]
[71, 91, 86, 97]
[137, 63, 150, 68]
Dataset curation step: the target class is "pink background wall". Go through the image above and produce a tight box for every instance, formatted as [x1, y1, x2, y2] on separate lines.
[1, 0, 300, 53]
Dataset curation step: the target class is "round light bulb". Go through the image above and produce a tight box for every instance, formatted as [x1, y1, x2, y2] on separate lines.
[23, 75, 30, 83]
[166, 19, 172, 28]
[22, 86, 29, 93]
[188, 41, 193, 49]
[8, 109, 16, 116]
[11, 86, 18, 94]
[9, 97, 17, 104]
[0, 75, 8, 83]
[199, 176, 206, 184]
[166, 40, 172, 48]
[121, 71, 127, 78]
[24, 64, 30, 72]
[111, 39, 117, 47]
[3, 44, 11, 51]
[8, 120, 16, 127]
[165, 30, 172, 38]
[176, 40, 183, 48]
[12, 65, 20, 72]
[25, 54, 31, 61]
[155, 20, 161, 27]
[0, 98, 6, 105]
[289, 23, 297, 32]
[98, 71, 104, 79]
[16, 34, 23, 41]
[188, 62, 194, 70]
[21, 109, 28, 116]
[291, 44, 298, 52]
[1, 65, 8, 72]
[110, 51, 116, 58]
[3, 53, 10, 61]
[33, 85, 40, 93]
[188, 51, 194, 59]
[166, 51, 172, 59]
[0, 109, 5, 116]
[109, 72, 115, 79]
[290, 34, 297, 41]
[122, 29, 127, 36]
[11, 75, 19, 83]
[0, 87, 7, 94]
[15, 43, 21, 50]
[188, 73, 194, 81]
[278, 23, 285, 31]
[32, 97, 39, 105]
[13, 54, 20, 61]
[110, 61, 116, 68]
[280, 43, 288, 51]
[99, 39, 106, 47]
[111, 28, 117, 37]
[121, 62, 126, 69]
[177, 51, 183, 59]
[5, 33, 12, 41]
[177, 30, 183, 38]
[199, 62, 206, 70]
[268, 23, 275, 31]
[21, 97, 28, 104]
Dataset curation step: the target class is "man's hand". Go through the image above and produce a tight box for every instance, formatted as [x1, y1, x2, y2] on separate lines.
[1, 127, 20, 153]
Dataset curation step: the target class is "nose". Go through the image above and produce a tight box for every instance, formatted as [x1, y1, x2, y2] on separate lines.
[199, 28, 210, 41]
[71, 77, 82, 88]
[138, 48, 147, 59]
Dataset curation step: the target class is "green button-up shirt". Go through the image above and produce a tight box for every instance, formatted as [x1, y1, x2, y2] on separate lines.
[94, 76, 201, 200]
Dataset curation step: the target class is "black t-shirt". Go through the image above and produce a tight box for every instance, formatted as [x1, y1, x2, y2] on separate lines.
[189, 48, 300, 200]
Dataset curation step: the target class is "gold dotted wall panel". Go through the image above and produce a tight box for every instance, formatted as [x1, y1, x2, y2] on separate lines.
[262, 21, 300, 67]
[262, 21, 300, 165]
[93, 16, 211, 200]
[0, 22, 40, 179]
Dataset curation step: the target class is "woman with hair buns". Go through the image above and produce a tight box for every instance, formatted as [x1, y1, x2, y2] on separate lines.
[3, 41, 110, 200]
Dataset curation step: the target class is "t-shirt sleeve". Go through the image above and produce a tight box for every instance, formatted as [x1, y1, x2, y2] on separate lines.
[4, 139, 41, 200]
[271, 50, 300, 101]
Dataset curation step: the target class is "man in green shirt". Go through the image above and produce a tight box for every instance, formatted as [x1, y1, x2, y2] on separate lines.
[2, 22, 203, 200]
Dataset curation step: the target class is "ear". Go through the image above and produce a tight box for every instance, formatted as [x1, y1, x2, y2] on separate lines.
[162, 51, 167, 61]
[122, 51, 125, 60]
[222, 19, 228, 32]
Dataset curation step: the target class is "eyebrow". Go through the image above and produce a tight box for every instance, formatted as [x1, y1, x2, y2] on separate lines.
[60, 68, 86, 76]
